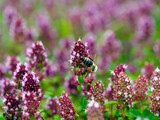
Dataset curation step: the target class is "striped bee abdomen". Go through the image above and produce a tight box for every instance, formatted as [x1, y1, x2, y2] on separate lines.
[81, 57, 93, 67]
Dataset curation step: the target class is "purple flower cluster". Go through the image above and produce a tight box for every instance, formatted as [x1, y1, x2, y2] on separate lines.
[113, 72, 133, 109]
[58, 92, 76, 120]
[22, 72, 43, 99]
[10, 17, 25, 43]
[135, 15, 153, 42]
[1, 78, 16, 96]
[3, 94, 21, 119]
[1, 42, 46, 119]
[104, 82, 114, 101]
[45, 97, 58, 117]
[87, 81, 106, 112]
[13, 63, 28, 86]
[86, 99, 104, 120]
[99, 31, 121, 70]
[64, 74, 78, 94]
[37, 12, 57, 50]
[149, 68, 160, 115]
[87, 81, 105, 104]
[27, 41, 48, 80]
[70, 39, 89, 76]
[132, 75, 148, 101]
[142, 63, 154, 80]
[27, 41, 48, 69]
[22, 91, 41, 117]
[0, 63, 6, 80]
[55, 49, 69, 75]
[83, 33, 96, 57]
[3, 5, 17, 27]
[81, 74, 96, 95]
[3, 5, 34, 44]
[111, 64, 128, 82]
[6, 56, 19, 75]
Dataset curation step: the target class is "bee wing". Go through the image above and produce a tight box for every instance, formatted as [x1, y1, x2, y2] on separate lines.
[93, 54, 97, 63]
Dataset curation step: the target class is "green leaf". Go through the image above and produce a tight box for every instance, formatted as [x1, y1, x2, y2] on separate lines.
[115, 109, 120, 117]
[81, 96, 88, 108]
[130, 109, 142, 118]
[118, 117, 124, 120]
[78, 76, 84, 83]
[143, 108, 155, 120]
[91, 81, 95, 86]
[39, 64, 43, 69]
[77, 85, 82, 91]
[75, 113, 79, 117]
[105, 100, 118, 105]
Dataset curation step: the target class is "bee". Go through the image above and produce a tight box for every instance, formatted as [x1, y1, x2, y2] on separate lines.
[80, 55, 98, 72]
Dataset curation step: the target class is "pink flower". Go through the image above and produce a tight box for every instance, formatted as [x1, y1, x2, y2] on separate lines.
[6, 56, 19, 75]
[1, 78, 16, 96]
[132, 75, 148, 101]
[3, 5, 17, 27]
[83, 33, 96, 57]
[64, 75, 78, 94]
[45, 97, 58, 117]
[113, 72, 133, 109]
[58, 92, 76, 120]
[22, 91, 41, 116]
[3, 94, 21, 116]
[13, 63, 28, 86]
[86, 99, 104, 120]
[135, 15, 153, 41]
[142, 63, 154, 80]
[70, 39, 89, 76]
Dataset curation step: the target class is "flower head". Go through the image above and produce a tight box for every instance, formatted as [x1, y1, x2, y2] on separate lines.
[3, 94, 21, 116]
[10, 17, 26, 43]
[150, 68, 160, 89]
[142, 63, 154, 80]
[58, 92, 76, 119]
[6, 56, 19, 74]
[111, 64, 128, 77]
[22, 91, 41, 115]
[70, 39, 89, 75]
[27, 41, 48, 70]
[64, 75, 78, 94]
[3, 5, 17, 27]
[86, 99, 104, 120]
[1, 78, 16, 96]
[0, 63, 6, 80]
[13, 63, 28, 86]
[135, 15, 153, 41]
[83, 33, 96, 57]
[87, 81, 105, 104]
[22, 72, 43, 100]
[60, 36, 74, 49]
[45, 97, 58, 117]
[132, 75, 148, 101]
[113, 72, 133, 109]
[149, 89, 160, 116]
[100, 30, 121, 60]
[104, 82, 114, 100]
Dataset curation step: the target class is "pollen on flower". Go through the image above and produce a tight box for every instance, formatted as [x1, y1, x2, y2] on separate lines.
[58, 92, 76, 120]
[113, 72, 133, 109]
